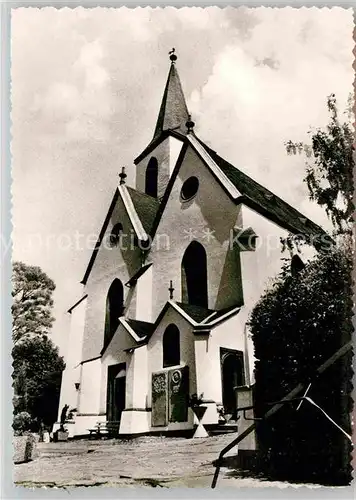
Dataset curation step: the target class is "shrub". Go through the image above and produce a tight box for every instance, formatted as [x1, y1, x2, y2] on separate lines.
[13, 411, 33, 436]
[249, 249, 353, 485]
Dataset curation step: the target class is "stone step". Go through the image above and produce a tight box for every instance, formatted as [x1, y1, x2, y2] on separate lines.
[208, 424, 238, 436]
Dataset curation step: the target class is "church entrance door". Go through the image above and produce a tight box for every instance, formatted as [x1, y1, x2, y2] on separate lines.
[221, 349, 244, 419]
[107, 363, 126, 422]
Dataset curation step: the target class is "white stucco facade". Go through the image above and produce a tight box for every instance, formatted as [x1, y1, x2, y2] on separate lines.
[57, 58, 323, 443]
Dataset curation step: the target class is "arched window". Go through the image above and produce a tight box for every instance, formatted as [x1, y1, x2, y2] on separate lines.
[163, 324, 180, 368]
[181, 241, 208, 308]
[145, 157, 158, 197]
[104, 279, 124, 347]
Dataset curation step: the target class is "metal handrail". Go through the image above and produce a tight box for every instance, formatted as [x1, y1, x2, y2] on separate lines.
[211, 341, 352, 488]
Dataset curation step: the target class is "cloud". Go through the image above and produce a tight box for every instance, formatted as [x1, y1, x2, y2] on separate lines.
[188, 7, 353, 228]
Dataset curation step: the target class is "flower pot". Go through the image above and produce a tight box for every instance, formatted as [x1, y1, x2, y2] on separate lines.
[54, 430, 69, 442]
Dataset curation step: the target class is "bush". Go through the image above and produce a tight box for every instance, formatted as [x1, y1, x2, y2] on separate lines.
[12, 335, 65, 427]
[13, 411, 33, 436]
[249, 248, 353, 485]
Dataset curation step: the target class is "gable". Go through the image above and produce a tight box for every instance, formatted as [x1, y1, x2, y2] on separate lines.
[81, 189, 119, 285]
[150, 142, 240, 249]
[126, 187, 159, 235]
[81, 185, 160, 286]
[82, 190, 138, 286]
[101, 323, 136, 363]
[195, 137, 329, 242]
[144, 143, 244, 315]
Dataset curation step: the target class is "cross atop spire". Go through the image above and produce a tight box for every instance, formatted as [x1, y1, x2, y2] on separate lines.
[152, 51, 190, 141]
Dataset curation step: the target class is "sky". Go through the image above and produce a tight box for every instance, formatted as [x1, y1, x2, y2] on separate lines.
[11, 7, 354, 354]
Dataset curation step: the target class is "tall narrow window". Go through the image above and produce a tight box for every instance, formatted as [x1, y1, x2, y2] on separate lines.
[104, 279, 124, 347]
[181, 241, 208, 308]
[163, 324, 180, 368]
[145, 157, 158, 197]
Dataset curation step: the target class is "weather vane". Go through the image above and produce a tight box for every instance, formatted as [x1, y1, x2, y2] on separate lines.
[169, 48, 177, 63]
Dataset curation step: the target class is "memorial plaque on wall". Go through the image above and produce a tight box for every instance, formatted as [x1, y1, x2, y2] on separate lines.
[151, 371, 168, 427]
[169, 366, 189, 423]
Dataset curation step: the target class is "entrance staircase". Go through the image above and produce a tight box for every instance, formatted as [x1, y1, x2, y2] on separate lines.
[207, 422, 238, 436]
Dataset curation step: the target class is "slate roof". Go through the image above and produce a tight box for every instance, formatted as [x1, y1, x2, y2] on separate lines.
[125, 263, 153, 287]
[126, 187, 160, 235]
[119, 301, 241, 351]
[176, 302, 241, 325]
[203, 304, 241, 323]
[196, 138, 328, 239]
[175, 302, 216, 323]
[126, 319, 155, 339]
[153, 62, 189, 141]
[134, 61, 189, 165]
[80, 186, 159, 285]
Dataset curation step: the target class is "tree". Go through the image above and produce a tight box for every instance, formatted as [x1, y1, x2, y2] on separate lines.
[12, 262, 64, 428]
[286, 94, 353, 235]
[249, 95, 353, 485]
[12, 335, 65, 428]
[12, 261, 55, 344]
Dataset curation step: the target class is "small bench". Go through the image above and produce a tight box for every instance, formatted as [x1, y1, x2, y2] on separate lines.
[88, 422, 109, 438]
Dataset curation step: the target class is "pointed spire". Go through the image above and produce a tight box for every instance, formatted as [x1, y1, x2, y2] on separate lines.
[152, 50, 190, 141]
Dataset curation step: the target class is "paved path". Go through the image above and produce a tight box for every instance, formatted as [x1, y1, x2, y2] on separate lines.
[14, 435, 314, 489]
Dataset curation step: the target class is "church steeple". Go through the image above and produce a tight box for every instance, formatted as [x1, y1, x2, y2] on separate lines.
[152, 50, 190, 141]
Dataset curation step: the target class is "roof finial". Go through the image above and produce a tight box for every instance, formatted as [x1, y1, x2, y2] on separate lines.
[168, 280, 175, 300]
[169, 48, 177, 63]
[119, 166, 127, 185]
[186, 114, 195, 134]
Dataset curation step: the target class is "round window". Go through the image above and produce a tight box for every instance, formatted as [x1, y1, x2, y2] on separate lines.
[181, 176, 199, 201]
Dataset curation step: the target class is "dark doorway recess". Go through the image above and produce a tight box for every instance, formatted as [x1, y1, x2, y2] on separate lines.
[221, 348, 245, 418]
[107, 363, 126, 422]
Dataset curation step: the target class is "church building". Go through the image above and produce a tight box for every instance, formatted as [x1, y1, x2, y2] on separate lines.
[58, 51, 325, 438]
